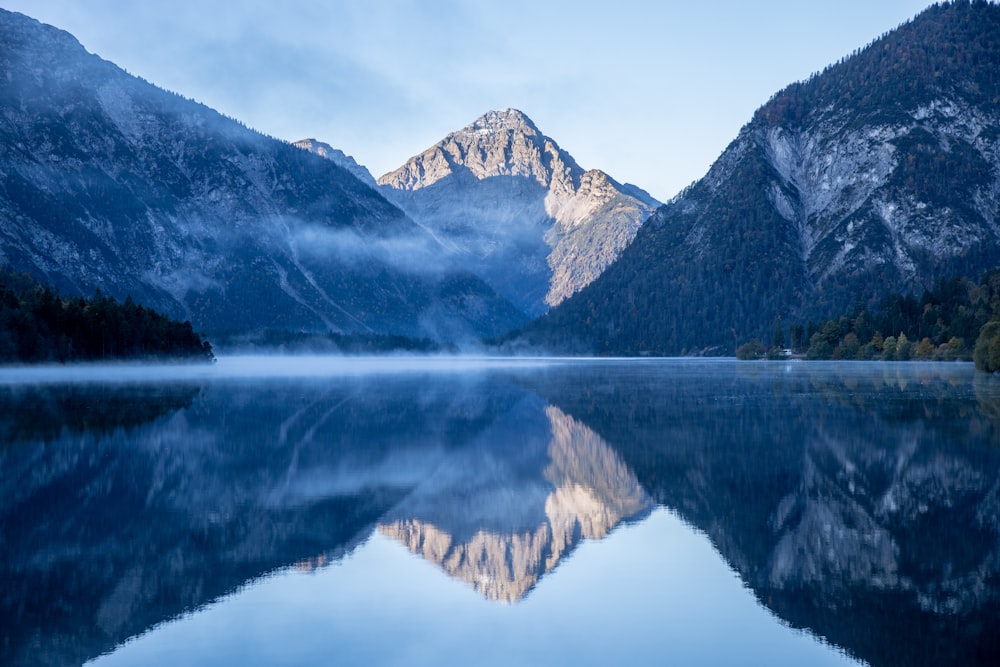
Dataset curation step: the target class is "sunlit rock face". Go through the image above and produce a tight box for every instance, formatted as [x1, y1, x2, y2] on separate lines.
[379, 405, 652, 603]
[374, 109, 660, 316]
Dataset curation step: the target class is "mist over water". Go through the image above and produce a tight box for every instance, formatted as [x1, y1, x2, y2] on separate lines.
[0, 354, 567, 385]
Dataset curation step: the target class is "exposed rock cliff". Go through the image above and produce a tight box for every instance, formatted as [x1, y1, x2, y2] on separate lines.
[376, 109, 659, 315]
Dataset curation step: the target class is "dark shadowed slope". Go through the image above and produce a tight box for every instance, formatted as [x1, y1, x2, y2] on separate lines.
[521, 1, 1000, 354]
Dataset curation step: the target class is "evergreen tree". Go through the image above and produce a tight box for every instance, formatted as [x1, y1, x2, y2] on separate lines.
[974, 321, 1000, 372]
[0, 268, 214, 363]
[772, 319, 785, 350]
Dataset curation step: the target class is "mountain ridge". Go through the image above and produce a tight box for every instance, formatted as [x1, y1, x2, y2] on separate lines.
[519, 0, 1000, 354]
[0, 8, 526, 340]
[292, 138, 378, 189]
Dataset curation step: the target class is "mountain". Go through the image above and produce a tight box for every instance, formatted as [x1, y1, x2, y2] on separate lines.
[374, 109, 660, 316]
[520, 0, 1000, 354]
[0, 9, 525, 339]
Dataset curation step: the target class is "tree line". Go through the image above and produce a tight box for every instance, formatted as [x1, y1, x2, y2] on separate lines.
[0, 268, 213, 363]
[737, 272, 1000, 371]
[210, 328, 451, 354]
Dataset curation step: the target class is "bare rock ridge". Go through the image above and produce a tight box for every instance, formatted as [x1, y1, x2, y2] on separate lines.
[378, 109, 567, 190]
[364, 109, 660, 316]
[292, 138, 378, 189]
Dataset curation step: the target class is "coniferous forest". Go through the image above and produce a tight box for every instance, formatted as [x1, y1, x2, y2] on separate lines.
[736, 272, 1000, 371]
[0, 268, 214, 363]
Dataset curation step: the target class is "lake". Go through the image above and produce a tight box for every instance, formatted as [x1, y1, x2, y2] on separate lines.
[2, 357, 999, 666]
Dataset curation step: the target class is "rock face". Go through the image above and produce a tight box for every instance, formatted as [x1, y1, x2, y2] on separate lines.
[292, 138, 378, 189]
[375, 109, 660, 316]
[0, 9, 525, 339]
[524, 1, 1000, 354]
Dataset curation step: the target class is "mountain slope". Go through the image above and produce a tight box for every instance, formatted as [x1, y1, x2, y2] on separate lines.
[0, 9, 525, 339]
[522, 0, 1000, 354]
[375, 109, 660, 316]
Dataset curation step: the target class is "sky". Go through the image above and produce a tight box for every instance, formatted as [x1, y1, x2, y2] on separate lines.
[3, 0, 935, 201]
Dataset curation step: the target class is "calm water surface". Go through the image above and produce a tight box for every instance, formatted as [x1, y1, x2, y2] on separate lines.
[2, 357, 999, 666]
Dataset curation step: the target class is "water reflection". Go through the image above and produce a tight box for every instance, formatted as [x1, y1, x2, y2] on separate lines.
[520, 361, 1000, 667]
[380, 404, 651, 602]
[1, 360, 999, 666]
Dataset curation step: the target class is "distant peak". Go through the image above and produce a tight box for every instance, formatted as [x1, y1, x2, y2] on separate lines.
[292, 138, 377, 188]
[464, 108, 539, 135]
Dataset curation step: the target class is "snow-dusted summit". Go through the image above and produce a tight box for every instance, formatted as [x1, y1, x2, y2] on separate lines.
[374, 109, 660, 316]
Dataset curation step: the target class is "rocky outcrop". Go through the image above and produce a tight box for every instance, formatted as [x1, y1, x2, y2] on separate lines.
[735, 96, 999, 292]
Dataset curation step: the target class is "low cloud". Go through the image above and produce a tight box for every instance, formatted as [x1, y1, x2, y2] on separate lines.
[290, 223, 452, 277]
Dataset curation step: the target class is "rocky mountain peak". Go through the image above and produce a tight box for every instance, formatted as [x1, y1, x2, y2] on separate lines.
[463, 107, 540, 136]
[372, 109, 659, 315]
[377, 108, 582, 192]
[0, 9, 80, 61]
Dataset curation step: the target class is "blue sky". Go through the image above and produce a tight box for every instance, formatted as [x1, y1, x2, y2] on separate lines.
[4, 1, 933, 201]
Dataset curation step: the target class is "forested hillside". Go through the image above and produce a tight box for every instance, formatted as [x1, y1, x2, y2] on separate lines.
[517, 0, 1000, 355]
[0, 268, 213, 362]
[734, 272, 1000, 361]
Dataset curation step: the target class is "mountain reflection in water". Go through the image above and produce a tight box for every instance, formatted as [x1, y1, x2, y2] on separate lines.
[380, 404, 652, 602]
[1, 359, 999, 667]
